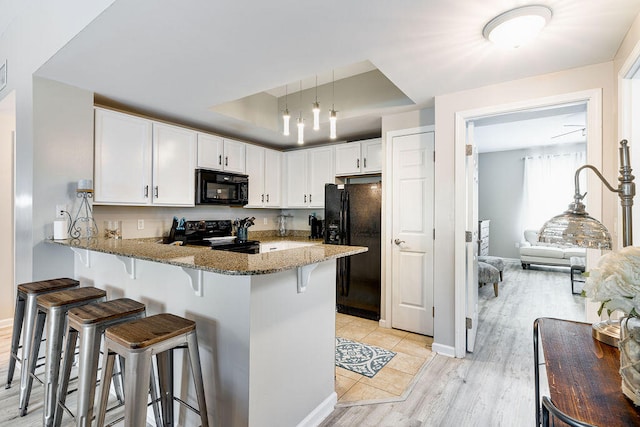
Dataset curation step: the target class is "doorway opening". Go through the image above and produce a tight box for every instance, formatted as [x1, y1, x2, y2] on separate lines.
[454, 89, 603, 357]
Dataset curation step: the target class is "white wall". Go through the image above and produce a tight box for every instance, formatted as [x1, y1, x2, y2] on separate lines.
[0, 0, 115, 286]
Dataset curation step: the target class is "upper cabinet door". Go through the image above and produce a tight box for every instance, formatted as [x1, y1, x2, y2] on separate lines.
[245, 144, 266, 207]
[94, 108, 153, 205]
[197, 133, 224, 170]
[286, 150, 309, 207]
[307, 146, 334, 208]
[264, 148, 282, 207]
[334, 143, 362, 176]
[361, 138, 383, 173]
[223, 139, 246, 174]
[152, 123, 196, 206]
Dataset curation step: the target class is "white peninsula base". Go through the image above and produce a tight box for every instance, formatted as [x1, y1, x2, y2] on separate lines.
[71, 249, 337, 427]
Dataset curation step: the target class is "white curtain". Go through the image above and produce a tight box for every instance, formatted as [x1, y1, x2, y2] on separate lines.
[522, 151, 586, 230]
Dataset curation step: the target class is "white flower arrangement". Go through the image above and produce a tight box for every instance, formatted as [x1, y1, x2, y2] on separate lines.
[583, 246, 640, 317]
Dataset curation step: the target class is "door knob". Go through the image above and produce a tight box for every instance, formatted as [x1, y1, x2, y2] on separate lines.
[394, 239, 405, 245]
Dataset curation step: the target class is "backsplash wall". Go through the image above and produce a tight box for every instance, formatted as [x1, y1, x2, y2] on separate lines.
[92, 205, 323, 239]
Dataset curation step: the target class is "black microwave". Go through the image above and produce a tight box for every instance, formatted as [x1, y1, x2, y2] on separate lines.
[195, 169, 249, 206]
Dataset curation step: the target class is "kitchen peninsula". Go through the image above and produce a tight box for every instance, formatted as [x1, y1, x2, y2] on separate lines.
[49, 238, 367, 427]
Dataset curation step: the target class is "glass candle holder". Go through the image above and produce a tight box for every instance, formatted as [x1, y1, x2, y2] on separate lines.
[104, 220, 122, 239]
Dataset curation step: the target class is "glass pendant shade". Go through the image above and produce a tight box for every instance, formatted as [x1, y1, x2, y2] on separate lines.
[297, 117, 304, 145]
[538, 201, 612, 250]
[283, 109, 290, 136]
[329, 109, 337, 139]
[312, 102, 320, 131]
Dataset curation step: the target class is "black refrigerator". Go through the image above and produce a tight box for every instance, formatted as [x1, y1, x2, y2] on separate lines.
[325, 183, 381, 320]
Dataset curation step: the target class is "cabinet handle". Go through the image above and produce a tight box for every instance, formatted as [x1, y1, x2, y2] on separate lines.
[304, 194, 307, 203]
[154, 186, 159, 198]
[225, 156, 229, 166]
[218, 154, 222, 165]
[261, 194, 264, 203]
[144, 185, 149, 198]
[266, 194, 269, 203]
[309, 194, 312, 203]
[357, 158, 360, 168]
[364, 158, 367, 169]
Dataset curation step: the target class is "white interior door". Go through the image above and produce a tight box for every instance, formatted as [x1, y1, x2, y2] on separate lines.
[391, 131, 434, 335]
[465, 122, 479, 352]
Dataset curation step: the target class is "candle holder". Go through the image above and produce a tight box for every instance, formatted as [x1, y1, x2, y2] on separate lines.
[69, 189, 99, 239]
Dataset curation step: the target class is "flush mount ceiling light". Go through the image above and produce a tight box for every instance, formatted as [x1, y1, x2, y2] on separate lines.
[483, 5, 552, 48]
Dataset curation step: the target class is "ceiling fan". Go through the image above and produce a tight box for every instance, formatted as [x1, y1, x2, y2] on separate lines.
[551, 124, 586, 139]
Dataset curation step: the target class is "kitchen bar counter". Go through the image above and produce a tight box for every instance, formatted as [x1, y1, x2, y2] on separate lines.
[49, 237, 366, 275]
[47, 235, 364, 426]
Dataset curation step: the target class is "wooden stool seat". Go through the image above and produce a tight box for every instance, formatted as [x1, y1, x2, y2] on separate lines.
[68, 298, 145, 325]
[105, 313, 196, 349]
[37, 287, 106, 309]
[17, 278, 79, 295]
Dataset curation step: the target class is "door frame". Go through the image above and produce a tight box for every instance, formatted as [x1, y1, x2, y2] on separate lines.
[382, 125, 435, 330]
[453, 89, 602, 358]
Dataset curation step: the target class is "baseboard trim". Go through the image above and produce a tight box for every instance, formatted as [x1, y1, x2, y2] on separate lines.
[0, 318, 13, 328]
[378, 318, 388, 328]
[432, 342, 455, 358]
[297, 392, 337, 427]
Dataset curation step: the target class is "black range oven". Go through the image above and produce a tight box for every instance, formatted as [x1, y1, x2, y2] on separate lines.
[170, 219, 259, 254]
[196, 169, 248, 206]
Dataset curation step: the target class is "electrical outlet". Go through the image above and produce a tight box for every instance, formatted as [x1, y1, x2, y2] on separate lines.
[55, 204, 67, 218]
[137, 219, 144, 230]
[263, 217, 268, 225]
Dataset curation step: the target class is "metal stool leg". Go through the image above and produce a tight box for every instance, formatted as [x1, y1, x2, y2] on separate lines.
[156, 349, 174, 426]
[186, 331, 209, 427]
[149, 365, 163, 427]
[53, 327, 78, 427]
[74, 324, 103, 427]
[18, 294, 42, 415]
[96, 350, 115, 427]
[6, 292, 25, 389]
[20, 303, 46, 416]
[43, 307, 68, 426]
[124, 350, 153, 427]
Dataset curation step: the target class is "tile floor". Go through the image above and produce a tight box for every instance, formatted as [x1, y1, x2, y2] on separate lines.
[335, 313, 433, 404]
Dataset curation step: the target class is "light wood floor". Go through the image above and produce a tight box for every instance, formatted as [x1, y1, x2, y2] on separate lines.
[321, 260, 585, 427]
[0, 261, 583, 426]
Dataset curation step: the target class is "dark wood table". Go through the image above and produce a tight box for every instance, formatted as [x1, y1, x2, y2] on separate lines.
[534, 317, 640, 426]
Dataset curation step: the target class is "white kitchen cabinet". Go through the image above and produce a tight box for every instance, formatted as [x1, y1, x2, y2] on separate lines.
[361, 138, 383, 173]
[94, 108, 195, 206]
[334, 138, 382, 175]
[245, 144, 281, 207]
[285, 146, 334, 208]
[94, 108, 152, 205]
[152, 123, 196, 206]
[197, 134, 246, 174]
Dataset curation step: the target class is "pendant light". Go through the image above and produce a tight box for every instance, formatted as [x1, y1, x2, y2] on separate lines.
[329, 70, 337, 139]
[297, 80, 304, 145]
[312, 75, 320, 131]
[283, 85, 290, 136]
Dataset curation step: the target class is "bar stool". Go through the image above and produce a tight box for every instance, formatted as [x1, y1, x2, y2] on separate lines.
[53, 298, 160, 427]
[6, 279, 79, 406]
[21, 287, 107, 423]
[96, 313, 209, 427]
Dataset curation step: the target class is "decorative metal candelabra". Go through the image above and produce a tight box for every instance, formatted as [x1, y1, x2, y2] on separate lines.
[69, 189, 99, 239]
